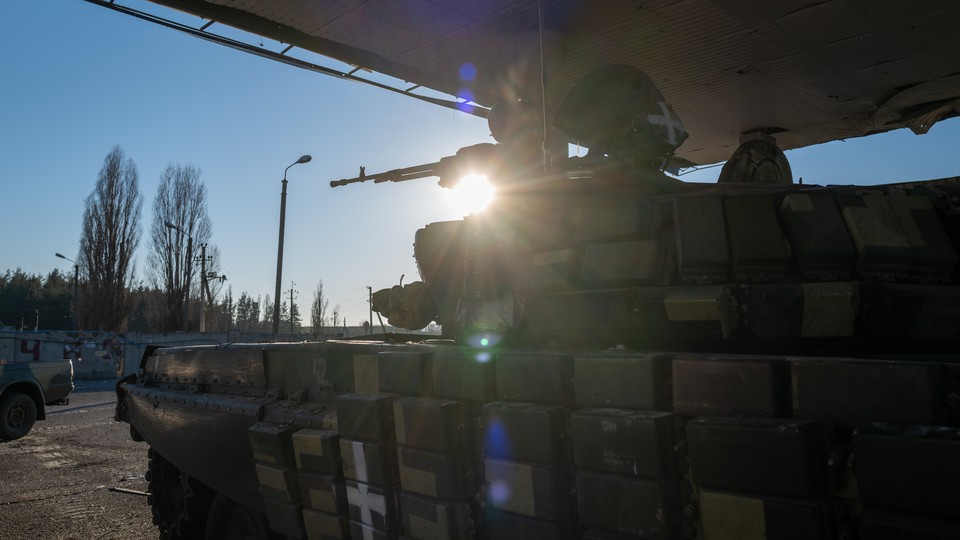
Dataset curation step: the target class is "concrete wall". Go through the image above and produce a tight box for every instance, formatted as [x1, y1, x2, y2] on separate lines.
[0, 327, 378, 380]
[0, 330, 125, 380]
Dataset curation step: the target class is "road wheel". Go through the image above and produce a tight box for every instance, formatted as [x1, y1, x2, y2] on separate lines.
[146, 447, 216, 540]
[0, 392, 37, 440]
[205, 493, 278, 540]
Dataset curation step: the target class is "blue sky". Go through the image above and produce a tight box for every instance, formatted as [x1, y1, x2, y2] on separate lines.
[3, 0, 959, 327]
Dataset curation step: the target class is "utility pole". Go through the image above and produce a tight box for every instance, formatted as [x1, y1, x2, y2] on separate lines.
[164, 221, 193, 331]
[288, 281, 298, 335]
[367, 286, 373, 334]
[198, 243, 209, 333]
[185, 235, 193, 331]
[204, 272, 226, 331]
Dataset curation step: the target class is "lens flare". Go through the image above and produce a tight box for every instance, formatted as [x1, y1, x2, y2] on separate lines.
[459, 63, 477, 81]
[467, 330, 502, 349]
[446, 174, 495, 215]
[489, 480, 511, 505]
[484, 418, 511, 460]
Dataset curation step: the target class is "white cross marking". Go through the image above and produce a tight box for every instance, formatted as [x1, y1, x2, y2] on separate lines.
[351, 440, 369, 483]
[647, 101, 685, 145]
[347, 482, 387, 527]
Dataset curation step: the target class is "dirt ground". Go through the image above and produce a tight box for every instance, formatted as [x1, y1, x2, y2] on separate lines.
[0, 380, 157, 539]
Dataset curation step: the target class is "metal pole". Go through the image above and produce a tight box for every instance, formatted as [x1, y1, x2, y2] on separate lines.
[56, 253, 80, 330]
[184, 234, 192, 332]
[73, 263, 80, 310]
[200, 243, 207, 333]
[272, 155, 311, 339]
[273, 178, 287, 338]
[538, 0, 551, 170]
[367, 286, 373, 334]
[289, 281, 295, 335]
[72, 264, 79, 330]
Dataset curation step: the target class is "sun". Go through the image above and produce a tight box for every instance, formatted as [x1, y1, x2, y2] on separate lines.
[445, 174, 496, 215]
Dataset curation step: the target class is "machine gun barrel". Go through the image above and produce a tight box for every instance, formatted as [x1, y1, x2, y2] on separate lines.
[330, 161, 443, 188]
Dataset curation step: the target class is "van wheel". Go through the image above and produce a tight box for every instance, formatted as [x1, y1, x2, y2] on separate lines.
[0, 392, 37, 440]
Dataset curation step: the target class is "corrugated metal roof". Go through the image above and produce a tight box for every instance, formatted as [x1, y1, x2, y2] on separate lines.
[151, 0, 960, 164]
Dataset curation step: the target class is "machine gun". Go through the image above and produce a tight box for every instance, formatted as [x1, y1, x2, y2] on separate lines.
[330, 143, 499, 189]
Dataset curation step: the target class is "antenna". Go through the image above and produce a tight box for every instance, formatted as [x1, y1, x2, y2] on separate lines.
[538, 0, 551, 170]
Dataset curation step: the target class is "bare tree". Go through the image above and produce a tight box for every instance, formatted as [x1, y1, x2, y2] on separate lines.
[77, 146, 142, 332]
[331, 304, 341, 330]
[148, 164, 212, 331]
[311, 280, 329, 337]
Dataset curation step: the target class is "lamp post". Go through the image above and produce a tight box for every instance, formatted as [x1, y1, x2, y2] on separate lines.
[165, 221, 193, 332]
[367, 286, 373, 335]
[273, 154, 312, 339]
[55, 253, 79, 329]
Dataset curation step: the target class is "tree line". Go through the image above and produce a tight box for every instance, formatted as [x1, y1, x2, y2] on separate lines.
[0, 271, 313, 334]
[2, 145, 351, 336]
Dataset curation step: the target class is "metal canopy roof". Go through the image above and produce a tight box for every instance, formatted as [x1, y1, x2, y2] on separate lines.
[92, 0, 960, 165]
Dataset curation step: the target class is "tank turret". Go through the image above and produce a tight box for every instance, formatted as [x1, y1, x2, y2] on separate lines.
[357, 66, 960, 358]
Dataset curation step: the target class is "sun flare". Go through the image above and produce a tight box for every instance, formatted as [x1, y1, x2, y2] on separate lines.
[446, 174, 496, 215]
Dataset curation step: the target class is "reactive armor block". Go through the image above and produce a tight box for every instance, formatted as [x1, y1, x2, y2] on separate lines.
[576, 470, 686, 539]
[302, 508, 349, 540]
[346, 480, 402, 533]
[400, 492, 474, 540]
[335, 393, 397, 442]
[779, 192, 857, 280]
[573, 353, 672, 409]
[393, 397, 466, 452]
[571, 408, 683, 479]
[686, 417, 828, 497]
[298, 471, 347, 514]
[292, 429, 342, 475]
[673, 356, 791, 418]
[791, 359, 948, 425]
[256, 462, 301, 504]
[495, 352, 575, 405]
[484, 458, 576, 521]
[375, 351, 433, 395]
[482, 401, 572, 463]
[249, 422, 297, 467]
[339, 438, 399, 485]
[397, 446, 474, 501]
[698, 490, 832, 540]
[674, 196, 729, 283]
[853, 424, 960, 519]
[724, 196, 790, 280]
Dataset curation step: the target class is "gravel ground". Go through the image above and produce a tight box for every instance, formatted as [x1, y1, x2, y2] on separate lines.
[0, 380, 157, 539]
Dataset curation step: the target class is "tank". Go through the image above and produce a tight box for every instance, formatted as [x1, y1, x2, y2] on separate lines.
[116, 66, 960, 540]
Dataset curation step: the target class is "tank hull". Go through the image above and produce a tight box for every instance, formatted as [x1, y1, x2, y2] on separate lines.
[117, 339, 960, 539]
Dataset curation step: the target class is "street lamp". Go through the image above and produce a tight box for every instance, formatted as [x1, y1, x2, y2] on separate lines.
[165, 221, 193, 332]
[273, 154, 312, 338]
[55, 253, 79, 329]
